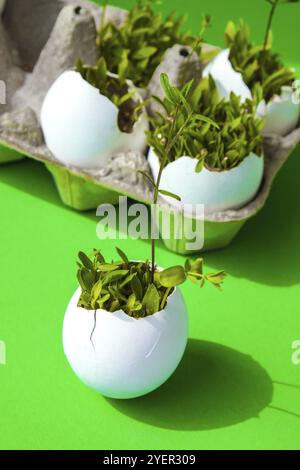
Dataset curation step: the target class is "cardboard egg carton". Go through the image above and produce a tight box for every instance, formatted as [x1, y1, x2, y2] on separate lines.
[0, 0, 299, 252]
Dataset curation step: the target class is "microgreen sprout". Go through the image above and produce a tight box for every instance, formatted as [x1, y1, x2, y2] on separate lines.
[76, 57, 143, 132]
[148, 74, 264, 172]
[225, 1, 298, 103]
[77, 247, 226, 320]
[96, 0, 200, 88]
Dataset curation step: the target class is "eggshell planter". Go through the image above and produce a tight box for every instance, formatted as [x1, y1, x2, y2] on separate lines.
[148, 148, 264, 215]
[203, 49, 300, 137]
[63, 286, 188, 399]
[148, 149, 264, 253]
[0, 0, 299, 252]
[41, 70, 149, 169]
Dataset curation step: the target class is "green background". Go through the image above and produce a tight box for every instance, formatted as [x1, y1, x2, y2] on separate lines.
[1, 0, 300, 451]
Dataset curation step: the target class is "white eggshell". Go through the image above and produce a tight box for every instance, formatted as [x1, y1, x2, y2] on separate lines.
[41, 71, 148, 168]
[0, 0, 5, 15]
[257, 86, 299, 136]
[63, 286, 188, 399]
[148, 148, 264, 214]
[203, 49, 252, 103]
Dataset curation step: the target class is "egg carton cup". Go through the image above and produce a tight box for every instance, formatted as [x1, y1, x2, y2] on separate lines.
[0, 1, 299, 251]
[157, 127, 300, 253]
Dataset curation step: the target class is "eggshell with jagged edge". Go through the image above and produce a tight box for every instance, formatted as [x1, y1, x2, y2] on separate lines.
[148, 148, 264, 214]
[63, 285, 188, 399]
[203, 50, 299, 136]
[202, 49, 252, 102]
[256, 86, 300, 137]
[41, 71, 148, 168]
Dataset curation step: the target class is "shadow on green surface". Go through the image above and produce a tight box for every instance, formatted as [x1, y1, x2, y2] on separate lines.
[0, 158, 65, 207]
[274, 380, 300, 390]
[269, 405, 300, 419]
[202, 143, 300, 287]
[107, 339, 273, 431]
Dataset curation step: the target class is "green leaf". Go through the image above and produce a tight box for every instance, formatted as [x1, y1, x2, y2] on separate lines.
[160, 266, 187, 288]
[116, 247, 129, 264]
[159, 189, 181, 201]
[131, 275, 143, 300]
[77, 270, 86, 291]
[205, 271, 227, 289]
[160, 73, 180, 105]
[127, 293, 137, 311]
[142, 284, 160, 315]
[195, 159, 204, 173]
[118, 91, 136, 106]
[98, 264, 120, 272]
[181, 79, 195, 98]
[194, 114, 220, 129]
[91, 279, 103, 301]
[119, 272, 137, 289]
[138, 171, 157, 189]
[185, 259, 191, 272]
[93, 249, 105, 264]
[118, 49, 129, 81]
[78, 251, 93, 270]
[225, 21, 236, 43]
[102, 270, 129, 286]
[96, 57, 107, 82]
[80, 268, 95, 291]
[99, 293, 110, 307]
[230, 117, 242, 131]
[133, 46, 157, 60]
[190, 258, 203, 275]
[76, 58, 84, 74]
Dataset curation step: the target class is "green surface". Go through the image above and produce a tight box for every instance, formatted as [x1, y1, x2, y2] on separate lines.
[0, 0, 300, 451]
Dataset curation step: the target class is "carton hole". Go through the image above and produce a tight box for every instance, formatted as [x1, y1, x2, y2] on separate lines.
[180, 48, 189, 58]
[74, 6, 82, 15]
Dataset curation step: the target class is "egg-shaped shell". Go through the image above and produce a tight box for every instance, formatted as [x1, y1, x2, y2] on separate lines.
[257, 86, 300, 137]
[41, 71, 148, 168]
[63, 286, 188, 399]
[0, 0, 5, 15]
[202, 49, 252, 103]
[148, 148, 264, 214]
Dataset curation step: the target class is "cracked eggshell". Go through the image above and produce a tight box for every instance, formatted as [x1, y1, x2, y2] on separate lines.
[203, 51, 299, 136]
[202, 49, 252, 103]
[41, 71, 148, 169]
[0, 0, 5, 15]
[62, 286, 188, 399]
[148, 148, 264, 214]
[257, 86, 300, 136]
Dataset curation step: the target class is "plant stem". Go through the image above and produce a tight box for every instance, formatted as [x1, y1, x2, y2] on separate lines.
[181, 36, 202, 86]
[263, 0, 279, 51]
[150, 107, 190, 282]
[181, 15, 211, 86]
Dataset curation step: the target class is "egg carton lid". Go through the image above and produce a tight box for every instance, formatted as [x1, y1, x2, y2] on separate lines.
[0, 0, 299, 221]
